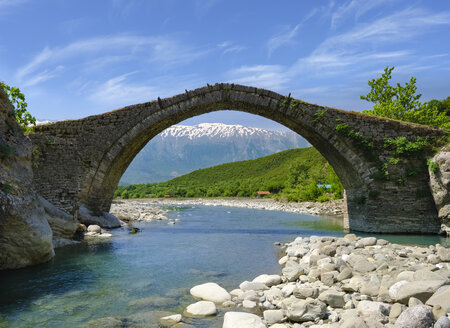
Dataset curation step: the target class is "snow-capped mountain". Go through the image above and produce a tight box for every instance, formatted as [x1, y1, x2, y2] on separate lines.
[160, 123, 294, 139]
[120, 123, 309, 185]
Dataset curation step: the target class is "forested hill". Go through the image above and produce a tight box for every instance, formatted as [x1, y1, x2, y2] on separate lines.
[119, 123, 308, 185]
[115, 147, 344, 202]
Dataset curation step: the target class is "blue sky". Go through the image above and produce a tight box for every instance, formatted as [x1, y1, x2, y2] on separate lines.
[1, 0, 450, 129]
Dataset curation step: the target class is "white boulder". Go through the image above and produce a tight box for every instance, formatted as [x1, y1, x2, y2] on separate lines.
[222, 312, 266, 328]
[185, 301, 217, 316]
[190, 282, 231, 303]
[252, 274, 282, 287]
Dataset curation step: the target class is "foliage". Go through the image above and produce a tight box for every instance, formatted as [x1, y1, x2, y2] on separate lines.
[0, 81, 36, 132]
[290, 99, 299, 109]
[313, 109, 326, 123]
[335, 122, 375, 160]
[389, 157, 400, 165]
[361, 67, 450, 130]
[429, 97, 450, 117]
[371, 162, 389, 181]
[406, 166, 421, 177]
[31, 146, 41, 168]
[427, 159, 439, 173]
[115, 148, 344, 202]
[383, 136, 431, 157]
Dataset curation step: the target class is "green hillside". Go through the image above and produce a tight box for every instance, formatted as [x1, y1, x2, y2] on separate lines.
[115, 147, 344, 202]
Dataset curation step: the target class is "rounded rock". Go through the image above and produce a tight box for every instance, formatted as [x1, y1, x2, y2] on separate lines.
[252, 274, 282, 287]
[395, 305, 434, 328]
[190, 282, 231, 303]
[185, 301, 217, 316]
[222, 312, 266, 328]
[87, 224, 101, 233]
[435, 316, 450, 328]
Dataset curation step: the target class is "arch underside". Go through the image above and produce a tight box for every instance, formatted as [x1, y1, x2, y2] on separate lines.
[81, 96, 369, 215]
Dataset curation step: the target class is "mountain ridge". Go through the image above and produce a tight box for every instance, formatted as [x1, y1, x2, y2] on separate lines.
[120, 123, 308, 185]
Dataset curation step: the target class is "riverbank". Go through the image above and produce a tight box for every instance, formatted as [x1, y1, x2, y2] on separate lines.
[171, 234, 450, 328]
[110, 198, 345, 222]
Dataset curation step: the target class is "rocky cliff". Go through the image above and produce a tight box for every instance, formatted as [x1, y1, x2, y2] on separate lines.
[429, 143, 450, 234]
[0, 89, 79, 270]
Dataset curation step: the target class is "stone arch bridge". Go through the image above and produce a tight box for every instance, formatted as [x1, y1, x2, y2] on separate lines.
[29, 84, 448, 234]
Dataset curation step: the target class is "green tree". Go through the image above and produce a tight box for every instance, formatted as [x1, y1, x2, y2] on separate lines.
[361, 67, 450, 130]
[287, 161, 309, 187]
[429, 97, 450, 117]
[0, 81, 36, 132]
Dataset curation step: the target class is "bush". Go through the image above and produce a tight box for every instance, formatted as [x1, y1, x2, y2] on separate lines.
[1, 81, 36, 132]
[317, 195, 330, 203]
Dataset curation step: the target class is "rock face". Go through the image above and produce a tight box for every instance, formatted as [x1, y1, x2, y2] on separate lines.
[0, 89, 79, 270]
[0, 89, 54, 269]
[429, 144, 450, 229]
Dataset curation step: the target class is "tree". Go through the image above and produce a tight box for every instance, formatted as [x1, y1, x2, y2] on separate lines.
[429, 97, 450, 117]
[361, 67, 450, 130]
[0, 81, 36, 132]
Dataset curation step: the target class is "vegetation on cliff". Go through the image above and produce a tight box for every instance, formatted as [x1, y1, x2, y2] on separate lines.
[361, 66, 450, 130]
[115, 147, 344, 202]
[0, 81, 36, 132]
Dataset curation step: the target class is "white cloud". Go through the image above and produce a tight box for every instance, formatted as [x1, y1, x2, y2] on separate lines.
[227, 65, 289, 90]
[0, 0, 29, 9]
[218, 41, 231, 48]
[330, 0, 392, 29]
[17, 47, 55, 81]
[16, 35, 208, 85]
[88, 72, 205, 108]
[218, 41, 245, 55]
[22, 65, 64, 87]
[293, 7, 450, 74]
[266, 7, 321, 57]
[321, 8, 450, 54]
[267, 24, 301, 57]
[89, 72, 159, 106]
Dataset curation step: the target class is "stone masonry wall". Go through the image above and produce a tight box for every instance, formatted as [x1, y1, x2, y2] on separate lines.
[29, 83, 449, 234]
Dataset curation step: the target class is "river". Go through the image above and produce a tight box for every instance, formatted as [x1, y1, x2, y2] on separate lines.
[0, 205, 448, 327]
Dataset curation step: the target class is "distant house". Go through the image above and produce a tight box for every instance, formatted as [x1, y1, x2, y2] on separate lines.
[256, 191, 271, 197]
[163, 194, 171, 198]
[317, 184, 332, 189]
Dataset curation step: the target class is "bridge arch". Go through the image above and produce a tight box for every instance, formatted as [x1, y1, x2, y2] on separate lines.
[31, 83, 447, 233]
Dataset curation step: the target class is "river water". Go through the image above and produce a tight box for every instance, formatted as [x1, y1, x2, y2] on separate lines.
[0, 205, 448, 327]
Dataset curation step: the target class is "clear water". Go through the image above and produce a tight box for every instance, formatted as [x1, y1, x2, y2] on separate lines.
[0, 205, 448, 328]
